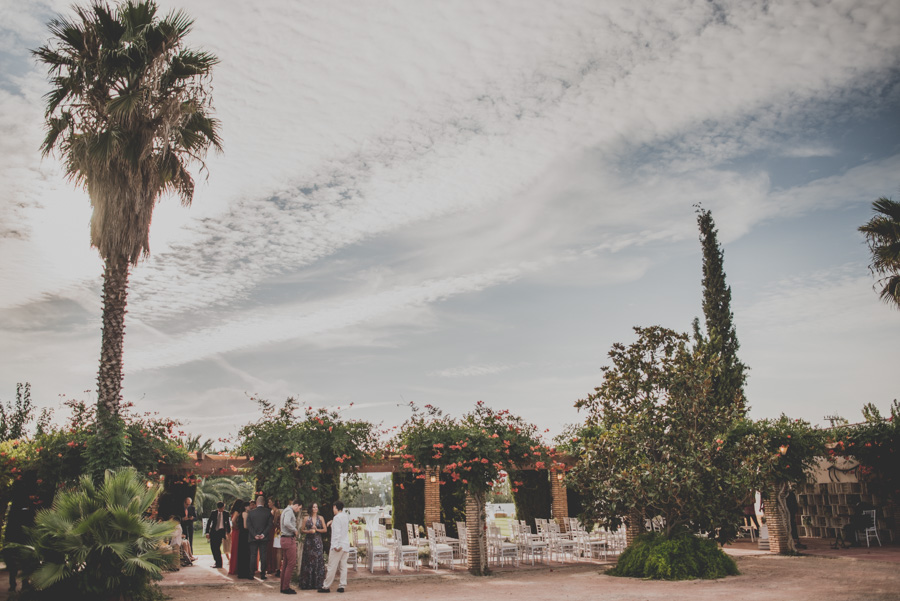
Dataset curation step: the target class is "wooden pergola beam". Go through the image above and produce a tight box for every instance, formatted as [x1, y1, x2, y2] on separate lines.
[164, 452, 577, 477]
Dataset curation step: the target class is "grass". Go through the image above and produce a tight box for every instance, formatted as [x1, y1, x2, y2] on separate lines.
[189, 535, 212, 556]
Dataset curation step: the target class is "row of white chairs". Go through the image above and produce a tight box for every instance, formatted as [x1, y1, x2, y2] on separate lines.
[360, 518, 626, 573]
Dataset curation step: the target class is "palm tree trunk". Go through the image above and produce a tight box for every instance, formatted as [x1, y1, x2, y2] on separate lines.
[96, 256, 129, 421]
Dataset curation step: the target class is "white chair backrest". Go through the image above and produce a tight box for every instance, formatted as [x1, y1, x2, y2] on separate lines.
[392, 528, 404, 546]
[456, 521, 467, 541]
[863, 510, 877, 527]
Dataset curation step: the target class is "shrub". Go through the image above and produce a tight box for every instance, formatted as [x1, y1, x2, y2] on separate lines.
[21, 468, 175, 601]
[609, 530, 739, 580]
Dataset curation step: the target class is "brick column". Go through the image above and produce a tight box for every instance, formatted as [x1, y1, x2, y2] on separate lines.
[550, 471, 569, 531]
[766, 483, 791, 554]
[624, 511, 643, 548]
[466, 491, 488, 574]
[424, 466, 441, 532]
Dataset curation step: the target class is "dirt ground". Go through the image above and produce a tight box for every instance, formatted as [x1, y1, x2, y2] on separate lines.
[161, 555, 900, 601]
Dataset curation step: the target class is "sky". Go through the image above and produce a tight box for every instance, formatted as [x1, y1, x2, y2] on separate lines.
[1, 0, 898, 445]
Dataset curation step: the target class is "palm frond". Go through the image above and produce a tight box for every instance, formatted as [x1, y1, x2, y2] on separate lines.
[878, 274, 900, 310]
[30, 561, 71, 590]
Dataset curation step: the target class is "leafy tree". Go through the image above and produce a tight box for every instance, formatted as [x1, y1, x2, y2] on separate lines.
[0, 383, 36, 443]
[694, 207, 747, 410]
[572, 326, 760, 542]
[746, 416, 824, 553]
[33, 0, 222, 443]
[237, 397, 378, 532]
[830, 401, 900, 503]
[858, 196, 900, 310]
[18, 467, 175, 601]
[393, 402, 557, 575]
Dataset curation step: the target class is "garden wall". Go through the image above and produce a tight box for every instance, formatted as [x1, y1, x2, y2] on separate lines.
[796, 457, 897, 541]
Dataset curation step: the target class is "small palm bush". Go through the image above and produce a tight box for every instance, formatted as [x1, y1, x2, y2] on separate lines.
[609, 530, 739, 580]
[23, 467, 175, 600]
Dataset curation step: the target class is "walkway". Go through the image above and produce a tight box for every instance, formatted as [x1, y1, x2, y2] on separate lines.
[160, 554, 900, 601]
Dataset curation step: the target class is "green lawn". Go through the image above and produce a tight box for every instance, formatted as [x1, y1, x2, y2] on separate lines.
[189, 535, 212, 556]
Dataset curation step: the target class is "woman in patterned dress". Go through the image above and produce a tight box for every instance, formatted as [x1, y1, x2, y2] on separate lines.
[298, 503, 326, 590]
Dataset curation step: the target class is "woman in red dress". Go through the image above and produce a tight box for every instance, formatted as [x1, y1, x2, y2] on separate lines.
[227, 500, 244, 575]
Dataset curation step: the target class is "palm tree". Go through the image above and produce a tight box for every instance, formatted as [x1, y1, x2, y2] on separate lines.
[23, 468, 175, 599]
[859, 197, 900, 310]
[194, 476, 254, 516]
[33, 1, 221, 425]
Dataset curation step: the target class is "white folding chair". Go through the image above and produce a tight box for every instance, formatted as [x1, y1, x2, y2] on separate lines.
[488, 525, 518, 567]
[514, 522, 549, 565]
[548, 522, 576, 563]
[392, 528, 420, 571]
[455, 521, 469, 561]
[857, 510, 882, 547]
[426, 526, 454, 570]
[365, 528, 391, 573]
[433, 522, 461, 560]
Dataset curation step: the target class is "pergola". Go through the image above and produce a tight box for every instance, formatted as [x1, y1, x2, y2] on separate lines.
[162, 451, 578, 571]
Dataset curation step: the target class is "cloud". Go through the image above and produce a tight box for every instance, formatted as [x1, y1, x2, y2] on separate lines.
[2, 0, 900, 430]
[430, 363, 518, 378]
[127, 266, 523, 371]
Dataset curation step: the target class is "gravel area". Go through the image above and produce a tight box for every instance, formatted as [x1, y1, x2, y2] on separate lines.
[160, 554, 900, 601]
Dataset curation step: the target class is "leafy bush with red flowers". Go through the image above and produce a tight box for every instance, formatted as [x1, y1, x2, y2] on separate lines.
[237, 397, 378, 510]
[393, 401, 558, 496]
[748, 415, 825, 486]
[392, 401, 560, 574]
[829, 400, 900, 502]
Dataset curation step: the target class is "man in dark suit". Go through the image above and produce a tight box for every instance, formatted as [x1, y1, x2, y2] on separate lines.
[205, 501, 232, 568]
[246, 495, 273, 579]
[181, 497, 197, 548]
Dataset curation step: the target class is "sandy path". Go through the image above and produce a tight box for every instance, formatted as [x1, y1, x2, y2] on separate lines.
[162, 555, 900, 601]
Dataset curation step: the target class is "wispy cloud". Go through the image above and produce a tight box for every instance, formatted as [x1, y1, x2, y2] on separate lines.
[1, 1, 899, 435]
[430, 363, 518, 378]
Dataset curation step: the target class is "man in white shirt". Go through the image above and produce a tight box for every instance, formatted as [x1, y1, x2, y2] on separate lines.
[319, 500, 350, 593]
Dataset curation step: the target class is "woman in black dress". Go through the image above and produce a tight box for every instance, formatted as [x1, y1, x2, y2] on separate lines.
[298, 503, 326, 590]
[235, 500, 253, 579]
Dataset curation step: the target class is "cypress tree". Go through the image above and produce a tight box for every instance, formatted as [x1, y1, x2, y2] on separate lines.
[694, 207, 747, 411]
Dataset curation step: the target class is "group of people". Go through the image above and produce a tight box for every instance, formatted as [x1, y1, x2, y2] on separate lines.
[182, 494, 351, 595]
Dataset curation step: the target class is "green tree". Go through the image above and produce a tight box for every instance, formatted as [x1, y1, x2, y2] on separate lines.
[33, 0, 222, 440]
[858, 196, 900, 310]
[393, 402, 556, 575]
[694, 207, 747, 410]
[19, 468, 175, 600]
[237, 398, 377, 515]
[746, 416, 824, 554]
[0, 383, 36, 443]
[830, 401, 900, 503]
[572, 326, 760, 542]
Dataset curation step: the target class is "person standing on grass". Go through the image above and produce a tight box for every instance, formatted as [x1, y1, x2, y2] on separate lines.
[205, 501, 231, 569]
[280, 500, 302, 594]
[247, 495, 273, 579]
[318, 500, 350, 594]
